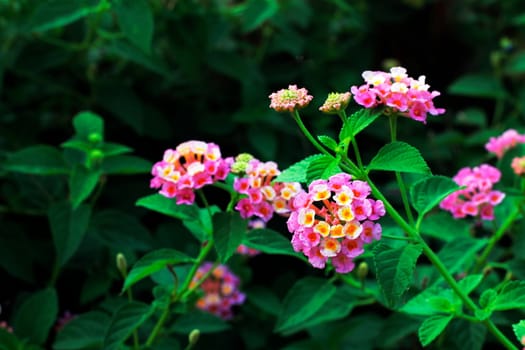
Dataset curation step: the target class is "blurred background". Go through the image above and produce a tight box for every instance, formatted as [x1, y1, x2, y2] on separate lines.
[2, 0, 525, 348]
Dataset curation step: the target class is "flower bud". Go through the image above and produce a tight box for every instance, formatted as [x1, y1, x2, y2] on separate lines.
[116, 253, 128, 277]
[357, 261, 368, 280]
[188, 329, 200, 347]
[319, 92, 351, 115]
[88, 132, 103, 144]
[87, 149, 104, 168]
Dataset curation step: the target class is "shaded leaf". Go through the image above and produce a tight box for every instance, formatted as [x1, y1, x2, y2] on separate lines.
[113, 0, 154, 53]
[54, 311, 111, 350]
[213, 211, 246, 263]
[69, 165, 101, 209]
[448, 74, 506, 99]
[103, 302, 153, 350]
[4, 145, 69, 175]
[171, 311, 231, 334]
[409, 175, 460, 216]
[101, 155, 151, 174]
[243, 228, 304, 260]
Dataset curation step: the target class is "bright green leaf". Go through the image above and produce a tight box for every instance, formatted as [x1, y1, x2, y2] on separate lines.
[306, 154, 342, 183]
[317, 135, 338, 151]
[4, 145, 69, 175]
[373, 242, 423, 308]
[433, 237, 487, 283]
[100, 142, 133, 156]
[122, 249, 194, 292]
[339, 108, 382, 142]
[113, 0, 154, 53]
[275, 277, 336, 334]
[513, 320, 525, 344]
[213, 212, 246, 263]
[103, 301, 153, 350]
[69, 165, 101, 209]
[479, 289, 497, 309]
[458, 274, 483, 295]
[243, 228, 305, 260]
[367, 141, 431, 174]
[53, 311, 111, 350]
[427, 296, 455, 313]
[493, 280, 525, 311]
[101, 155, 151, 174]
[135, 194, 200, 221]
[72, 111, 104, 141]
[401, 286, 455, 316]
[409, 175, 460, 215]
[418, 314, 453, 347]
[48, 202, 92, 267]
[171, 311, 231, 334]
[13, 288, 58, 345]
[274, 154, 325, 183]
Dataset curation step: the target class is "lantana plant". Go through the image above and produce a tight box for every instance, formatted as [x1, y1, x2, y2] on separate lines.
[2, 66, 525, 350]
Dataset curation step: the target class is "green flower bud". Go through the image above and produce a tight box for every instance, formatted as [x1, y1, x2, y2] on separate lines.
[88, 132, 103, 144]
[116, 253, 128, 277]
[357, 261, 368, 280]
[188, 329, 200, 347]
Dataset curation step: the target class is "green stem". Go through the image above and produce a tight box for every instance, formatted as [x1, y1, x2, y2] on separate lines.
[388, 115, 415, 225]
[381, 234, 416, 242]
[145, 240, 215, 346]
[291, 110, 331, 157]
[473, 207, 520, 274]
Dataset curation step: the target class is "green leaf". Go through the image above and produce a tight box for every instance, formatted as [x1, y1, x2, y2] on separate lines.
[506, 52, 525, 74]
[478, 289, 497, 309]
[0, 328, 23, 350]
[246, 286, 282, 316]
[274, 154, 325, 183]
[53, 311, 111, 350]
[72, 111, 104, 141]
[171, 311, 231, 334]
[275, 277, 336, 334]
[213, 211, 246, 263]
[339, 108, 382, 141]
[101, 155, 151, 174]
[401, 286, 455, 316]
[447, 73, 506, 99]
[306, 154, 342, 183]
[279, 284, 356, 335]
[448, 319, 486, 350]
[122, 248, 194, 292]
[135, 194, 201, 221]
[113, 0, 154, 53]
[183, 206, 219, 242]
[4, 145, 69, 175]
[418, 314, 453, 347]
[420, 212, 471, 242]
[48, 202, 92, 267]
[513, 320, 525, 344]
[367, 141, 431, 174]
[427, 296, 455, 313]
[317, 135, 338, 151]
[458, 274, 483, 295]
[243, 228, 304, 260]
[69, 165, 101, 209]
[409, 175, 460, 216]
[100, 142, 133, 156]
[433, 237, 487, 282]
[106, 39, 171, 75]
[103, 301, 154, 350]
[493, 280, 525, 311]
[29, 0, 109, 33]
[13, 288, 58, 345]
[373, 242, 423, 308]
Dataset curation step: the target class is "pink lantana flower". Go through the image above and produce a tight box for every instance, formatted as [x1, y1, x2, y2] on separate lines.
[286, 173, 385, 273]
[191, 262, 245, 320]
[485, 129, 525, 159]
[150, 140, 233, 205]
[350, 66, 445, 123]
[512, 156, 525, 176]
[440, 164, 505, 221]
[233, 157, 302, 223]
[269, 85, 313, 112]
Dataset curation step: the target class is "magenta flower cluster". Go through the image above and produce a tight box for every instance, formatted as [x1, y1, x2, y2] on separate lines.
[350, 66, 445, 123]
[286, 173, 385, 273]
[440, 164, 505, 220]
[485, 129, 525, 159]
[191, 262, 245, 320]
[150, 140, 233, 205]
[234, 158, 302, 222]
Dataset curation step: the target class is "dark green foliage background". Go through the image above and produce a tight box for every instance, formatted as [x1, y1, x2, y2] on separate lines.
[2, 0, 525, 349]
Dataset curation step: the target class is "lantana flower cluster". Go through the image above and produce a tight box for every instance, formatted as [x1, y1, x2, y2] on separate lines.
[440, 164, 505, 220]
[233, 157, 302, 222]
[485, 129, 525, 159]
[269, 84, 313, 112]
[191, 262, 245, 320]
[287, 173, 385, 273]
[350, 66, 445, 123]
[150, 141, 233, 205]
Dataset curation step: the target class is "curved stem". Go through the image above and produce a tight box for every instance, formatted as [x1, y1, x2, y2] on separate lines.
[291, 110, 331, 157]
[473, 207, 520, 273]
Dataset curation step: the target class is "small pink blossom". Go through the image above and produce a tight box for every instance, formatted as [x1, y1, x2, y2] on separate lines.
[0, 321, 12, 333]
[319, 92, 352, 114]
[150, 141, 233, 205]
[286, 173, 385, 273]
[269, 84, 313, 112]
[191, 262, 245, 320]
[350, 66, 445, 123]
[440, 164, 505, 221]
[512, 156, 525, 176]
[485, 129, 525, 158]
